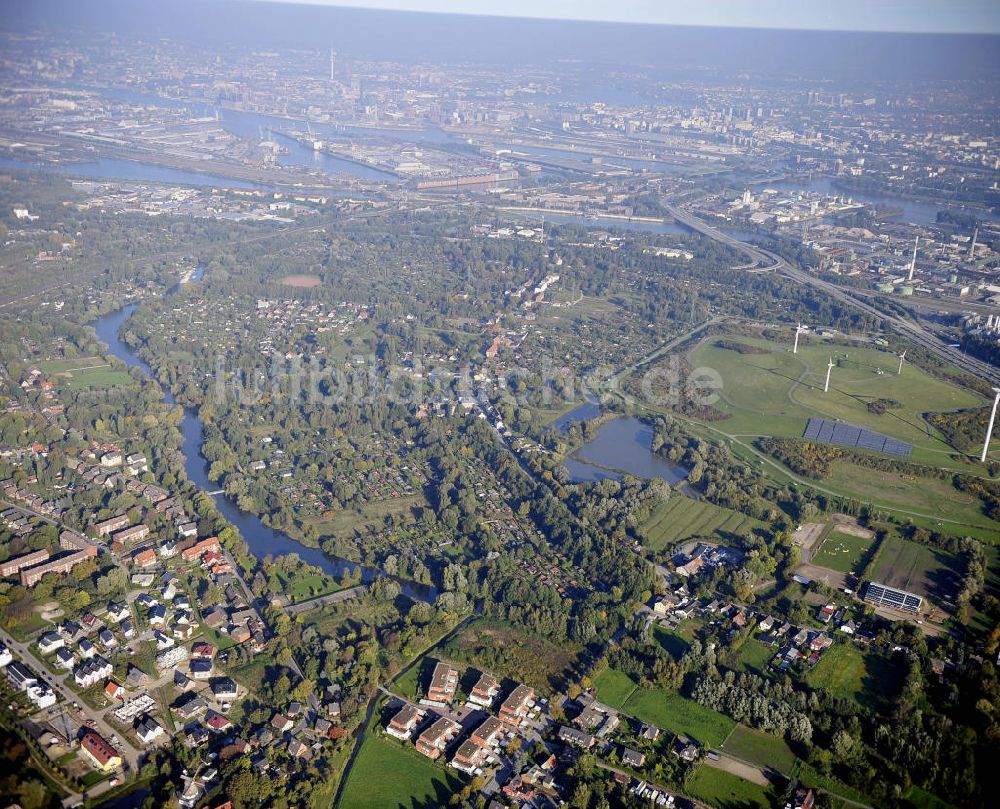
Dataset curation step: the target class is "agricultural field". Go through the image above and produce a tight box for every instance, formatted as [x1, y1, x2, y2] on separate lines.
[339, 731, 464, 809]
[805, 644, 903, 712]
[873, 536, 964, 604]
[689, 335, 982, 452]
[641, 496, 764, 551]
[685, 763, 773, 809]
[811, 529, 873, 574]
[40, 357, 133, 389]
[721, 724, 797, 773]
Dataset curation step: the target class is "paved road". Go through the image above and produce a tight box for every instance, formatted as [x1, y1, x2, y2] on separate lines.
[665, 203, 1000, 388]
[0, 626, 141, 770]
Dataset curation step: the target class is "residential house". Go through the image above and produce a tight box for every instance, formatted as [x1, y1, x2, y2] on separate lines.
[415, 717, 460, 760]
[80, 730, 121, 771]
[427, 661, 458, 703]
[468, 672, 500, 708]
[498, 684, 535, 727]
[386, 704, 423, 740]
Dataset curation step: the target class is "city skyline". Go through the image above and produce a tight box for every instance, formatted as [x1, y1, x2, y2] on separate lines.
[248, 0, 1000, 34]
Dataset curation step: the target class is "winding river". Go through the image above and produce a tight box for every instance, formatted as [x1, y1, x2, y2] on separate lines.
[91, 277, 436, 602]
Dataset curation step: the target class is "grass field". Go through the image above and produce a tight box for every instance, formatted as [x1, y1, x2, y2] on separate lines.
[873, 536, 963, 603]
[731, 638, 775, 677]
[592, 668, 640, 709]
[272, 569, 344, 603]
[805, 644, 903, 712]
[812, 529, 873, 574]
[690, 336, 981, 452]
[652, 625, 691, 661]
[824, 462, 995, 529]
[339, 732, 464, 809]
[642, 496, 764, 551]
[904, 786, 957, 809]
[39, 357, 134, 389]
[623, 687, 736, 747]
[685, 763, 772, 809]
[722, 724, 797, 773]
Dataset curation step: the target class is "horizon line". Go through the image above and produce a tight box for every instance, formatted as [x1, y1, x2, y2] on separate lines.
[241, 0, 1000, 36]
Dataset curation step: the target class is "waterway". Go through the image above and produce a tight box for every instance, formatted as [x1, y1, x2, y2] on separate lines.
[0, 156, 267, 190]
[764, 176, 1000, 227]
[90, 274, 436, 601]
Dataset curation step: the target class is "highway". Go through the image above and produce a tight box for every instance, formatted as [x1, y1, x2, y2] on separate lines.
[665, 203, 1000, 388]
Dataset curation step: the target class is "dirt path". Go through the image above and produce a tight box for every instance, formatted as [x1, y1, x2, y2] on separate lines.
[706, 753, 769, 786]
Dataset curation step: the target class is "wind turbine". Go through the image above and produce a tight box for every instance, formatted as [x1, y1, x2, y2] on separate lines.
[981, 387, 1000, 463]
[897, 350, 906, 375]
[793, 322, 804, 354]
[824, 356, 835, 393]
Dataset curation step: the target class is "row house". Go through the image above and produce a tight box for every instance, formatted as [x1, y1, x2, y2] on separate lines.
[74, 655, 113, 688]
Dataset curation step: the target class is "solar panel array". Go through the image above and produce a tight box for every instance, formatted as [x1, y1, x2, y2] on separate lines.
[803, 418, 912, 457]
[864, 581, 922, 613]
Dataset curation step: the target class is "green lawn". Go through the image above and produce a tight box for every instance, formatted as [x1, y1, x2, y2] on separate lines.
[873, 536, 964, 602]
[722, 724, 797, 773]
[805, 644, 902, 712]
[824, 462, 995, 529]
[592, 668, 639, 709]
[622, 686, 735, 747]
[812, 530, 873, 574]
[652, 625, 691, 661]
[691, 336, 981, 452]
[732, 638, 775, 676]
[339, 732, 465, 809]
[642, 496, 764, 551]
[685, 763, 772, 809]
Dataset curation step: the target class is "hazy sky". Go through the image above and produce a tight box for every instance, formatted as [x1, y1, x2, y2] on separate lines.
[251, 0, 1000, 33]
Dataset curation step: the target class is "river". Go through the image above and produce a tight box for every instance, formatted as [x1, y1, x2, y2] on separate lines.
[90, 276, 436, 602]
[763, 176, 1000, 227]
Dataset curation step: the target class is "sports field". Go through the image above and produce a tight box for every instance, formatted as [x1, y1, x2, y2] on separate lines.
[812, 529, 873, 574]
[642, 496, 764, 550]
[690, 336, 981, 452]
[873, 536, 963, 602]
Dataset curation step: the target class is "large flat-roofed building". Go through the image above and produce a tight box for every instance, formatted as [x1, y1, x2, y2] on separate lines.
[863, 581, 922, 614]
